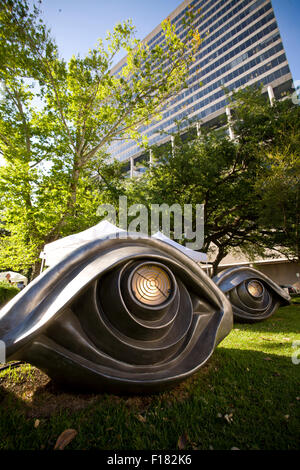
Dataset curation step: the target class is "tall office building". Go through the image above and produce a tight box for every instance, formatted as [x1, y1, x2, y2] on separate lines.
[109, 0, 293, 172]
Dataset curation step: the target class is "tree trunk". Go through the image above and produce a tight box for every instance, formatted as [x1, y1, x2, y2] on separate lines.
[212, 246, 226, 276]
[30, 259, 42, 281]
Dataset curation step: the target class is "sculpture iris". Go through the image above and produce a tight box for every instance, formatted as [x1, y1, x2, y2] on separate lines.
[0, 235, 233, 393]
[213, 266, 290, 323]
[130, 263, 173, 306]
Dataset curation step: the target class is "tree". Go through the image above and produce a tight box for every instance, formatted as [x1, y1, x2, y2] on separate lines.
[126, 86, 300, 273]
[0, 0, 202, 276]
[126, 128, 261, 275]
[230, 86, 300, 263]
[255, 150, 299, 262]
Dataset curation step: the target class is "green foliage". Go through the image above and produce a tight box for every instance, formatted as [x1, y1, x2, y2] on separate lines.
[0, 0, 202, 275]
[0, 280, 19, 305]
[230, 86, 300, 262]
[126, 86, 300, 271]
[126, 123, 261, 273]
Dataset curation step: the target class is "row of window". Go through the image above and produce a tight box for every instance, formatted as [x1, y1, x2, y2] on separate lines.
[147, 63, 291, 146]
[117, 0, 239, 76]
[149, 0, 266, 54]
[188, 14, 276, 80]
[111, 11, 277, 155]
[131, 62, 290, 155]
[141, 6, 275, 130]
[116, 3, 274, 146]
[113, 0, 270, 82]
[113, 0, 206, 76]
[148, 0, 211, 48]
[182, 0, 269, 54]
[147, 4, 274, 110]
[114, 0, 269, 78]
[135, 43, 284, 146]
[142, 48, 286, 139]
[175, 0, 247, 43]
[110, 2, 291, 160]
[165, 30, 280, 117]
[116, 61, 289, 161]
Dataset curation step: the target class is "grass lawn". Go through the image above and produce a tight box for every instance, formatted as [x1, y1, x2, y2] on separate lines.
[0, 303, 299, 450]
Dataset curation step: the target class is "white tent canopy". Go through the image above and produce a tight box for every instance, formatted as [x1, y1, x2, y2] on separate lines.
[0, 271, 28, 286]
[152, 231, 207, 263]
[40, 221, 207, 268]
[40, 221, 125, 268]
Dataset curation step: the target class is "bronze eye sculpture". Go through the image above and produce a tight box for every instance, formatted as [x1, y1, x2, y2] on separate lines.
[213, 266, 290, 323]
[0, 234, 233, 394]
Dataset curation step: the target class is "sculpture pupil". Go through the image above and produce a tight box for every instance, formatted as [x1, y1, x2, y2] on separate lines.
[247, 280, 264, 298]
[131, 264, 172, 306]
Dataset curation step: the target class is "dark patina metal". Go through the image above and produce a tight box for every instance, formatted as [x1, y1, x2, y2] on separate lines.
[0, 234, 233, 393]
[213, 266, 290, 323]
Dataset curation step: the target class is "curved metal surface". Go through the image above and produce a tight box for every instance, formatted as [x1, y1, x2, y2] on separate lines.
[213, 266, 290, 323]
[0, 234, 232, 393]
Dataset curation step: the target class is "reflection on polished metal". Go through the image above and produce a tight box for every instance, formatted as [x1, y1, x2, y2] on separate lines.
[131, 263, 172, 306]
[247, 280, 264, 299]
[0, 234, 232, 393]
[213, 267, 290, 323]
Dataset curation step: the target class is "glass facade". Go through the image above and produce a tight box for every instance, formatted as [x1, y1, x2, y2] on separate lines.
[109, 0, 293, 164]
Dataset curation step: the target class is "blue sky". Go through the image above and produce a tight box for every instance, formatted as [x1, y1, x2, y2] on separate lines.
[39, 0, 299, 82]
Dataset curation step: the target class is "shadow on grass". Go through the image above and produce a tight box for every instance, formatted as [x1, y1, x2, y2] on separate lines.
[0, 344, 299, 450]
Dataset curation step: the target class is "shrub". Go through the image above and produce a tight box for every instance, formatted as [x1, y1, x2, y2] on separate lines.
[0, 281, 20, 307]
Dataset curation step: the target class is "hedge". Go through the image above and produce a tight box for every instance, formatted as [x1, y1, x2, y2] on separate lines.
[0, 281, 20, 307]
